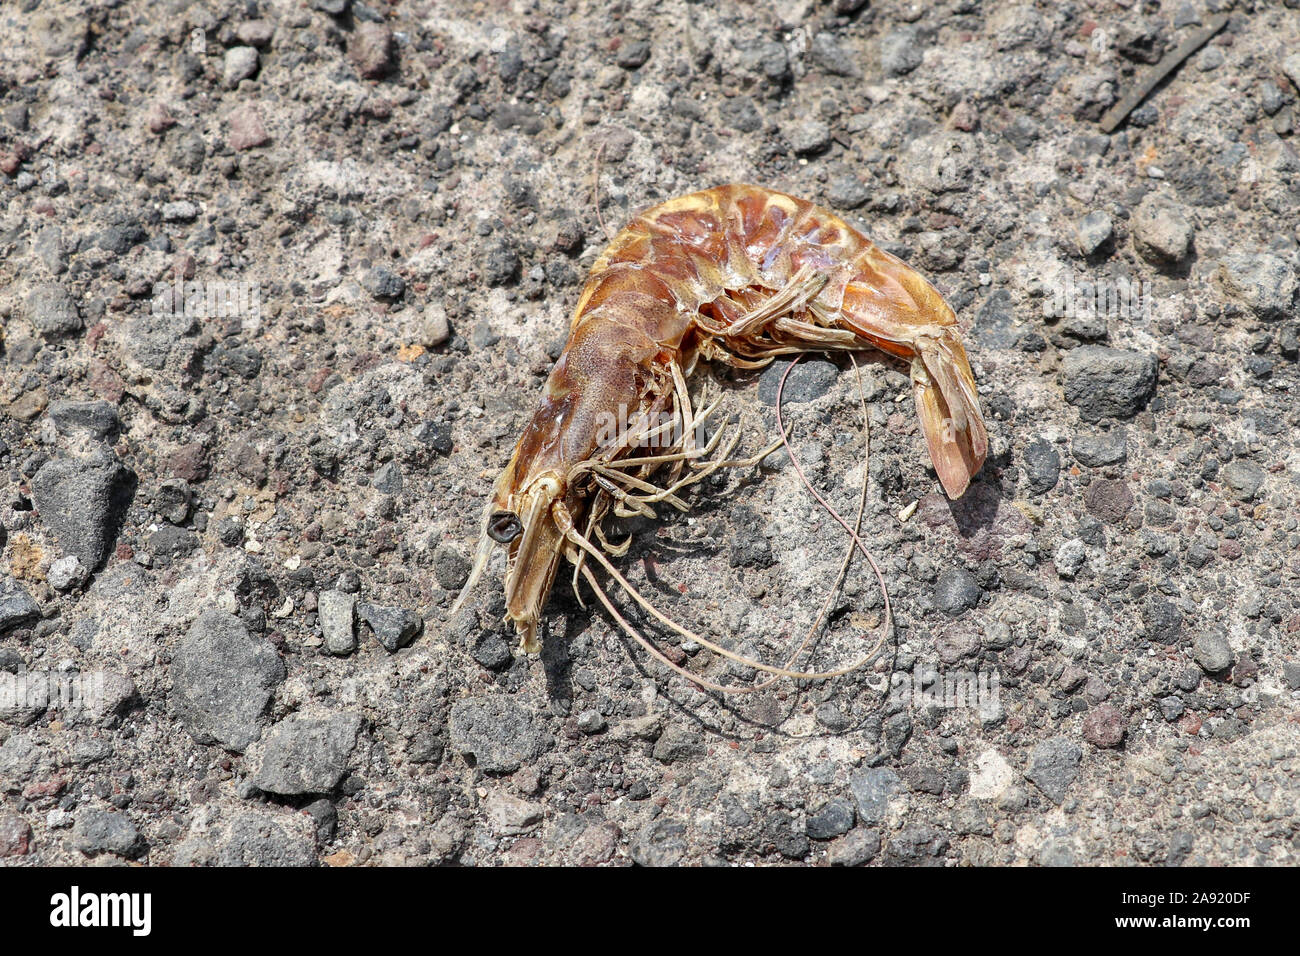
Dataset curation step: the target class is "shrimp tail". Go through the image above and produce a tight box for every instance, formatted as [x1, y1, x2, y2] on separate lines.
[911, 332, 987, 499]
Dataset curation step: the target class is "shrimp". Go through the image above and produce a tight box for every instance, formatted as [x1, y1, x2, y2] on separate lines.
[450, 184, 988, 683]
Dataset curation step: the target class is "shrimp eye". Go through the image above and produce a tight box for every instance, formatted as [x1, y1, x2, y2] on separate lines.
[487, 511, 522, 544]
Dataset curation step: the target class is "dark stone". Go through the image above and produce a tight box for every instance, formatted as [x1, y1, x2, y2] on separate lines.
[252, 713, 364, 795]
[26, 284, 81, 336]
[1132, 195, 1193, 264]
[887, 825, 950, 862]
[48, 400, 120, 439]
[0, 812, 32, 857]
[171, 610, 285, 752]
[433, 545, 471, 590]
[1166, 831, 1195, 867]
[828, 828, 881, 866]
[1024, 737, 1082, 804]
[373, 462, 403, 495]
[884, 711, 912, 756]
[905, 765, 946, 794]
[31, 451, 137, 570]
[1216, 253, 1297, 320]
[1061, 347, 1157, 422]
[210, 342, 263, 379]
[615, 38, 651, 70]
[630, 818, 687, 866]
[1116, 20, 1165, 63]
[362, 266, 405, 300]
[933, 568, 983, 615]
[155, 478, 193, 524]
[811, 33, 860, 77]
[1282, 662, 1300, 691]
[758, 357, 839, 405]
[576, 710, 606, 735]
[1072, 431, 1127, 467]
[881, 26, 923, 75]
[406, 729, 444, 764]
[357, 603, 422, 652]
[483, 244, 520, 286]
[806, 798, 855, 840]
[827, 174, 871, 209]
[470, 630, 513, 670]
[848, 767, 901, 824]
[974, 288, 1018, 349]
[1022, 438, 1060, 495]
[1076, 210, 1114, 256]
[1082, 703, 1126, 748]
[652, 723, 705, 763]
[73, 810, 144, 858]
[719, 96, 762, 133]
[95, 213, 147, 254]
[0, 578, 40, 635]
[763, 810, 809, 860]
[1143, 599, 1182, 643]
[217, 516, 244, 546]
[737, 39, 789, 81]
[176, 810, 316, 866]
[149, 525, 199, 557]
[1193, 629, 1233, 673]
[1084, 479, 1133, 524]
[1220, 460, 1265, 501]
[303, 798, 338, 843]
[414, 421, 453, 455]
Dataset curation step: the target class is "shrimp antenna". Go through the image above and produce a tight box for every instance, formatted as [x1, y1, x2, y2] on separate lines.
[570, 353, 893, 694]
[591, 139, 616, 243]
[448, 501, 498, 620]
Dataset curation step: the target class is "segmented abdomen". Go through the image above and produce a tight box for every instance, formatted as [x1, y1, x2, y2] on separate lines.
[575, 184, 955, 359]
[510, 184, 958, 486]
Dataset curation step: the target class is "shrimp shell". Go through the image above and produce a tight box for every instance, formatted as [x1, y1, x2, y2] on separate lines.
[453, 184, 988, 660]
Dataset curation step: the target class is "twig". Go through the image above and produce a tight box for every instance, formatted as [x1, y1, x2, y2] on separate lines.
[1099, 14, 1229, 134]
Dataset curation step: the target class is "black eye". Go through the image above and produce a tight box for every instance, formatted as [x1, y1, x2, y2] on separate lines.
[487, 511, 522, 544]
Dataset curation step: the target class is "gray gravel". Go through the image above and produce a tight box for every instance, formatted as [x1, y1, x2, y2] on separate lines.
[1193, 628, 1235, 674]
[357, 601, 422, 652]
[25, 284, 82, 337]
[1024, 738, 1082, 804]
[318, 589, 358, 656]
[449, 698, 550, 774]
[1075, 210, 1114, 257]
[1061, 347, 1159, 422]
[1, 0, 1298, 869]
[30, 451, 136, 570]
[0, 578, 40, 635]
[1131, 193, 1193, 265]
[849, 767, 902, 826]
[250, 712, 364, 795]
[171, 610, 286, 752]
[72, 809, 144, 858]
